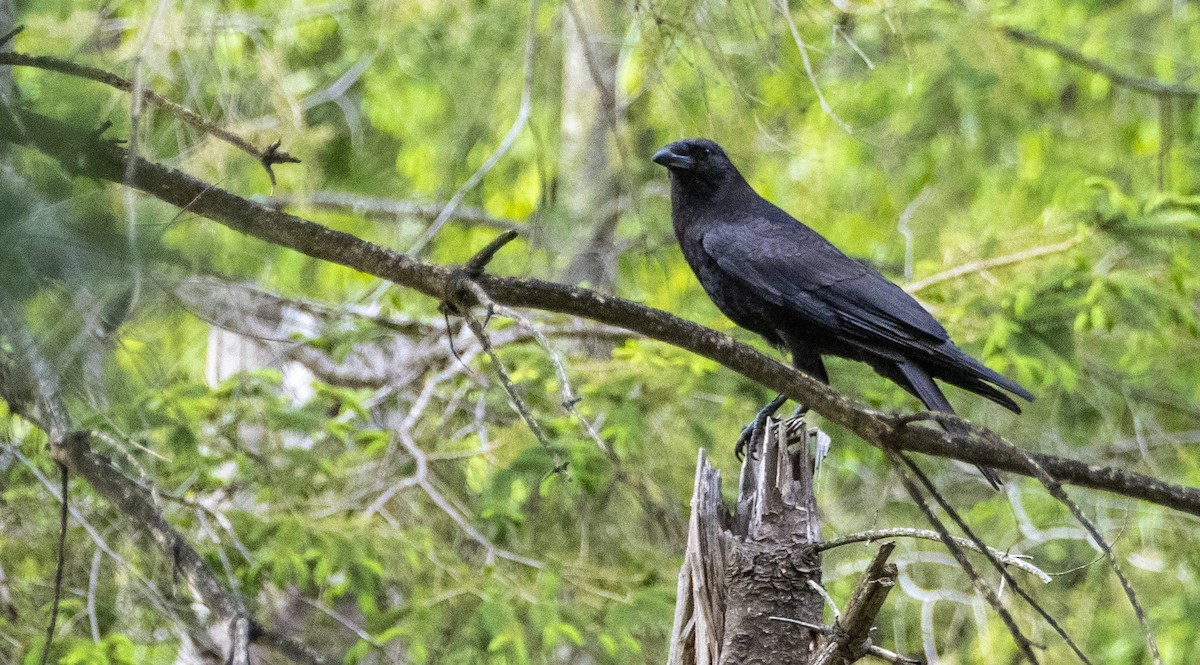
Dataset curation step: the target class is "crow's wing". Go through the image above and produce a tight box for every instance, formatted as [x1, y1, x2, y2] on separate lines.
[700, 216, 950, 356]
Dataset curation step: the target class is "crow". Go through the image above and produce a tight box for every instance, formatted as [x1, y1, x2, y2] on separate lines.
[652, 138, 1033, 487]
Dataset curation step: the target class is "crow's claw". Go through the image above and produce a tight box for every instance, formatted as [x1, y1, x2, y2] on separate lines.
[734, 393, 788, 461]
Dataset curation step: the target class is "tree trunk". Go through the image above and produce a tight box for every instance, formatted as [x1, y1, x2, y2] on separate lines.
[668, 419, 824, 665]
[558, 0, 623, 293]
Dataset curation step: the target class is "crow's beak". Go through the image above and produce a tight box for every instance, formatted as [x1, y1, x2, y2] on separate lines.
[652, 145, 694, 170]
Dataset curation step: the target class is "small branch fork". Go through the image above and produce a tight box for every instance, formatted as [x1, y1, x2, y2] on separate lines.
[441, 230, 569, 474]
[810, 542, 901, 665]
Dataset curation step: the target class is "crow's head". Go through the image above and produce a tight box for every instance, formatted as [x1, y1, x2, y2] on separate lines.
[652, 138, 740, 189]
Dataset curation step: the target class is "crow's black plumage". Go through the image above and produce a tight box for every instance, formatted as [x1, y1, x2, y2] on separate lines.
[653, 138, 1033, 487]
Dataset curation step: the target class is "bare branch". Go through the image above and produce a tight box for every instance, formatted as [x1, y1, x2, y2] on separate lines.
[0, 315, 333, 665]
[37, 463, 68, 665]
[1000, 439, 1161, 663]
[494, 303, 611, 454]
[295, 596, 383, 649]
[886, 452, 1041, 664]
[898, 454, 1091, 663]
[808, 579, 842, 621]
[460, 308, 566, 471]
[387, 429, 546, 569]
[0, 102, 1198, 519]
[905, 236, 1081, 294]
[768, 617, 920, 664]
[811, 542, 898, 665]
[775, 0, 852, 133]
[818, 528, 1050, 583]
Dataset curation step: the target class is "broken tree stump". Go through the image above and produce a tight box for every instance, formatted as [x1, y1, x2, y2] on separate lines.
[667, 418, 916, 665]
[667, 419, 824, 665]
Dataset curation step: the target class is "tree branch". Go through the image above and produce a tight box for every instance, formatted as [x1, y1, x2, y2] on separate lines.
[811, 542, 897, 665]
[0, 48, 300, 182]
[1002, 28, 1199, 99]
[1, 103, 1199, 518]
[905, 236, 1081, 294]
[817, 528, 1050, 583]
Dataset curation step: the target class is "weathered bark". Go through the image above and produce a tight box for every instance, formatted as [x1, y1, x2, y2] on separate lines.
[669, 420, 823, 665]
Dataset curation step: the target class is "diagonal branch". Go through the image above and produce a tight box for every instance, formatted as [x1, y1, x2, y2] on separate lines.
[0, 315, 334, 665]
[1, 103, 1199, 519]
[1002, 28, 1199, 99]
[811, 542, 898, 665]
[886, 451, 1041, 664]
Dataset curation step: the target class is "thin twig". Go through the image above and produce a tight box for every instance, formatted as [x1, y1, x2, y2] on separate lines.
[768, 617, 921, 664]
[834, 25, 875, 70]
[87, 547, 102, 642]
[494, 304, 610, 454]
[462, 310, 566, 472]
[818, 528, 1050, 583]
[0, 25, 23, 48]
[905, 237, 1080, 294]
[776, 0, 852, 133]
[1002, 28, 1199, 98]
[886, 451, 1041, 664]
[268, 192, 518, 231]
[465, 229, 520, 276]
[897, 187, 930, 284]
[0, 50, 299, 178]
[898, 454, 1092, 664]
[1000, 443, 1162, 663]
[390, 429, 546, 569]
[296, 596, 383, 648]
[37, 463, 68, 665]
[408, 0, 539, 253]
[807, 579, 842, 621]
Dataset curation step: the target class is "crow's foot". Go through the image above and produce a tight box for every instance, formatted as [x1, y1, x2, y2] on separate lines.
[735, 393, 787, 461]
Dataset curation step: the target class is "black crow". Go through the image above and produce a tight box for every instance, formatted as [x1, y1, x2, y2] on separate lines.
[653, 138, 1032, 487]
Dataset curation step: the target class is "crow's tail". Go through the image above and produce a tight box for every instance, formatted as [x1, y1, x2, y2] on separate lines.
[897, 361, 1003, 490]
[938, 347, 1034, 413]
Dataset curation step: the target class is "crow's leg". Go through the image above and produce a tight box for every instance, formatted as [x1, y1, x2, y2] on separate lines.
[735, 392, 787, 461]
[786, 343, 829, 418]
[733, 344, 828, 460]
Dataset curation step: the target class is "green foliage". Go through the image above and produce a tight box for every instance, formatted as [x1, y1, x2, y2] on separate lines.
[1, 0, 1199, 661]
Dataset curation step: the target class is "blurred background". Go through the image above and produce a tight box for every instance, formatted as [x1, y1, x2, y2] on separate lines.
[1, 0, 1198, 662]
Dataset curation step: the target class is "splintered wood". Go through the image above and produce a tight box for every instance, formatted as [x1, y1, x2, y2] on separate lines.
[668, 419, 823, 665]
